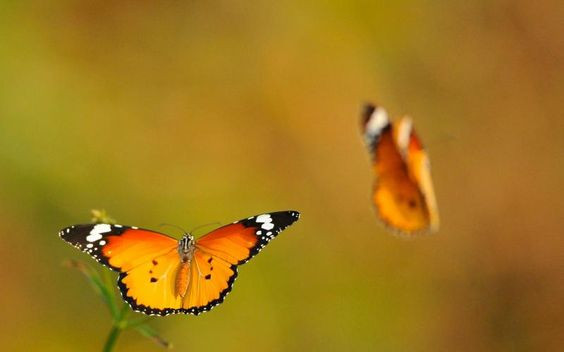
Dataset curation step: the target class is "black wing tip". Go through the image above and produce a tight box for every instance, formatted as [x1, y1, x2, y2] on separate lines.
[59, 223, 129, 239]
[58, 223, 124, 270]
[272, 210, 300, 215]
[361, 102, 377, 126]
[58, 224, 89, 246]
[58, 224, 80, 239]
[273, 210, 301, 222]
[282, 210, 300, 220]
[257, 210, 301, 230]
[238, 210, 300, 265]
[58, 224, 97, 239]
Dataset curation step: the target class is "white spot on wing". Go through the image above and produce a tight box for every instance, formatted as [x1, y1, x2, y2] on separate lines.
[255, 214, 275, 230]
[256, 214, 271, 223]
[262, 222, 274, 230]
[396, 117, 413, 156]
[86, 224, 112, 242]
[364, 107, 389, 142]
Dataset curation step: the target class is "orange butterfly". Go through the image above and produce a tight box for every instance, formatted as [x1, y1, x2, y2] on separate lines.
[361, 103, 439, 236]
[60, 211, 300, 316]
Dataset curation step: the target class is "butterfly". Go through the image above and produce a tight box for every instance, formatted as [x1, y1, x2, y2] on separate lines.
[361, 103, 439, 236]
[59, 211, 300, 316]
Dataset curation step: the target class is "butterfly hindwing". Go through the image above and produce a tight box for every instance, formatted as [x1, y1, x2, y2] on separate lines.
[117, 248, 183, 315]
[362, 104, 439, 236]
[181, 249, 238, 314]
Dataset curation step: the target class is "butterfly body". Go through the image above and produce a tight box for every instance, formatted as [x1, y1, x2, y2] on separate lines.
[60, 211, 300, 316]
[361, 104, 439, 236]
[174, 235, 194, 298]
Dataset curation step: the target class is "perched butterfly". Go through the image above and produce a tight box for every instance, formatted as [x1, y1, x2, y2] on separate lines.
[361, 103, 439, 236]
[60, 211, 300, 316]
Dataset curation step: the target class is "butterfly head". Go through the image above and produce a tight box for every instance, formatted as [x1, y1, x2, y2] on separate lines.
[178, 234, 195, 262]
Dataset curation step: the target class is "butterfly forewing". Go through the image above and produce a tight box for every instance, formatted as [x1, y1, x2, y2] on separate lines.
[59, 224, 178, 271]
[196, 211, 301, 264]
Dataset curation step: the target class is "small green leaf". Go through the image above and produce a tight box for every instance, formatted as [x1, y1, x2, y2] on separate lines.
[135, 325, 173, 349]
[101, 269, 120, 319]
[63, 259, 120, 318]
[124, 316, 153, 329]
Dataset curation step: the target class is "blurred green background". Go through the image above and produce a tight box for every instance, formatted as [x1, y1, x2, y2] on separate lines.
[1, 1, 562, 351]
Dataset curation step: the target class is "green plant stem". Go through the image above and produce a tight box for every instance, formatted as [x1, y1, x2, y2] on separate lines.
[102, 305, 130, 352]
[102, 325, 121, 352]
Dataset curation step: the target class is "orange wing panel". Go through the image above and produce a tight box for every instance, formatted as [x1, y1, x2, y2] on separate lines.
[102, 229, 178, 271]
[118, 248, 184, 315]
[372, 125, 431, 235]
[196, 223, 259, 264]
[181, 249, 238, 315]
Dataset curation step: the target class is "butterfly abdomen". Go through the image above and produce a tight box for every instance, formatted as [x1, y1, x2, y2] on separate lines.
[175, 261, 191, 298]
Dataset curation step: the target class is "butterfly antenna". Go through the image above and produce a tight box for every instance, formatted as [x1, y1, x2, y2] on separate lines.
[158, 223, 189, 235]
[189, 222, 222, 235]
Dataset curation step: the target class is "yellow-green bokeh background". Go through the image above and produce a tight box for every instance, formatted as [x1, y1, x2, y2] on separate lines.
[1, 1, 562, 351]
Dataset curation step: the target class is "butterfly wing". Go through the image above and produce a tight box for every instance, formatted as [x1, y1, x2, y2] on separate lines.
[181, 249, 238, 315]
[117, 249, 184, 316]
[60, 224, 183, 315]
[398, 118, 440, 233]
[362, 104, 439, 235]
[182, 211, 300, 314]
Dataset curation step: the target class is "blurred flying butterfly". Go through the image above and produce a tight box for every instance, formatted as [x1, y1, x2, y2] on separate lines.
[361, 103, 439, 236]
[60, 211, 300, 316]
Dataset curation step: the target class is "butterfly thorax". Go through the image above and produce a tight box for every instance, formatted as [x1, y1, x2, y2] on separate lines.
[175, 234, 195, 298]
[178, 234, 195, 262]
